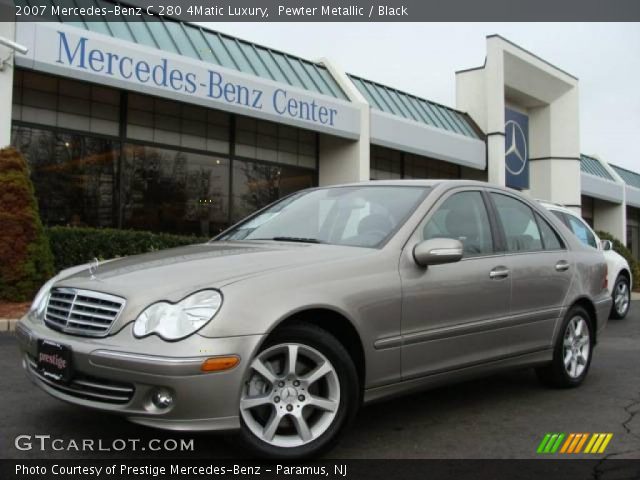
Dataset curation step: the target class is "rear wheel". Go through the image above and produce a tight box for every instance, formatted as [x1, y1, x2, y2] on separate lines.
[239, 323, 359, 459]
[610, 275, 630, 319]
[536, 305, 593, 388]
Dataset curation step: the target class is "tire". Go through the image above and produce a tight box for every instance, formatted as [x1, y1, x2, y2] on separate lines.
[536, 305, 594, 388]
[610, 275, 631, 320]
[238, 323, 360, 459]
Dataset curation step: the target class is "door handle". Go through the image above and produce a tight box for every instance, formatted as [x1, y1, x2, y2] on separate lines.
[489, 267, 510, 279]
[555, 260, 570, 272]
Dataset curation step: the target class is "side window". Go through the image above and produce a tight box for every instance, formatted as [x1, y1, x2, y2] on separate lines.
[422, 191, 493, 256]
[566, 214, 598, 249]
[550, 210, 569, 227]
[491, 193, 543, 253]
[536, 213, 565, 250]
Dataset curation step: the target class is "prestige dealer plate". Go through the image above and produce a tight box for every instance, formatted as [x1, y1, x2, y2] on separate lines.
[37, 339, 72, 383]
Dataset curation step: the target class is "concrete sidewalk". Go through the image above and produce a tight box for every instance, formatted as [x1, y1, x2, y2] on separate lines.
[0, 318, 18, 332]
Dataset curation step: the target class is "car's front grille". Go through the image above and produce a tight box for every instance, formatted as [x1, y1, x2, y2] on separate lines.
[27, 357, 135, 404]
[45, 288, 125, 337]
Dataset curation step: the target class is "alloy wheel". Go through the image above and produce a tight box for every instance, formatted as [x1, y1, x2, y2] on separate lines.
[614, 280, 630, 317]
[240, 343, 340, 448]
[562, 316, 590, 379]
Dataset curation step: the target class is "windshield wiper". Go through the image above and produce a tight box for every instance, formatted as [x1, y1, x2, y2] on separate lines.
[269, 236, 324, 244]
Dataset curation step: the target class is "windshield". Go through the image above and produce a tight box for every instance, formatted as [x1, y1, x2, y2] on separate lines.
[217, 186, 429, 248]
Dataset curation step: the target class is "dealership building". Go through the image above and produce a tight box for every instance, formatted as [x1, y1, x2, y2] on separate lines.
[0, 11, 638, 260]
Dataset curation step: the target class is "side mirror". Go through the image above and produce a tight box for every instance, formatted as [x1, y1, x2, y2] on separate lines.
[601, 240, 613, 251]
[413, 238, 464, 267]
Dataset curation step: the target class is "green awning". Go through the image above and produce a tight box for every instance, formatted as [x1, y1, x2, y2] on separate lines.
[611, 164, 640, 189]
[17, 0, 348, 101]
[349, 74, 482, 139]
[580, 154, 614, 181]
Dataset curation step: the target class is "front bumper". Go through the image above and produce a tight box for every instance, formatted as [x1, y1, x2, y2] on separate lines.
[16, 316, 264, 431]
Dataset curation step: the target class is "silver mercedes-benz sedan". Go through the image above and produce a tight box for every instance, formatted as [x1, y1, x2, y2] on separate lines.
[17, 180, 611, 458]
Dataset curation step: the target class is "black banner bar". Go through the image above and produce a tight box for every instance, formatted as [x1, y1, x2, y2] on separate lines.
[2, 459, 640, 480]
[2, 0, 640, 22]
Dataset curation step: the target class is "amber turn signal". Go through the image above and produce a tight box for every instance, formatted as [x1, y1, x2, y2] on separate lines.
[201, 356, 240, 372]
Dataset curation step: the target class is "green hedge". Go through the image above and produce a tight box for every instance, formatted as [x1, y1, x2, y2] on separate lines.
[0, 147, 54, 301]
[46, 226, 208, 272]
[596, 230, 639, 285]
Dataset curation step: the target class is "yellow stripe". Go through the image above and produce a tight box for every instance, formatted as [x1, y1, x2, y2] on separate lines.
[584, 434, 599, 453]
[574, 434, 589, 453]
[590, 434, 606, 453]
[560, 434, 576, 453]
[597, 434, 613, 454]
[567, 434, 582, 453]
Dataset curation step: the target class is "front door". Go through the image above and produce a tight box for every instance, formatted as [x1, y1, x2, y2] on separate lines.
[399, 189, 512, 380]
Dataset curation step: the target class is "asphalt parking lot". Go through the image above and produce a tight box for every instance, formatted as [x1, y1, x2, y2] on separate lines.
[0, 303, 638, 460]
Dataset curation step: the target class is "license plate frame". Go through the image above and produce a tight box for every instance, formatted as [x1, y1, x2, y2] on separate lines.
[37, 339, 73, 383]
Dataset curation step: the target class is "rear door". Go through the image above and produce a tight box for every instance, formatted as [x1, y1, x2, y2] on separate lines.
[489, 192, 573, 352]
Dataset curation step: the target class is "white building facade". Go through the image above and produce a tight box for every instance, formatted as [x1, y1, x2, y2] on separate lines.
[0, 17, 638, 260]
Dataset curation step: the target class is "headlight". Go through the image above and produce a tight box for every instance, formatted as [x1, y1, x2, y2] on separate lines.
[133, 290, 223, 341]
[29, 276, 58, 321]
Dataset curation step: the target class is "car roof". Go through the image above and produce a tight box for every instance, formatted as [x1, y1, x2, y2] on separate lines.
[322, 179, 493, 189]
[538, 200, 578, 216]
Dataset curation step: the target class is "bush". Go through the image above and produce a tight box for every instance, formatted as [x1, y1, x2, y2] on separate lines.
[596, 230, 639, 285]
[0, 147, 55, 301]
[46, 226, 208, 272]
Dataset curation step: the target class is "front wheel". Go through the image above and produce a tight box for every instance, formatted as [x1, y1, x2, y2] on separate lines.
[536, 305, 594, 388]
[239, 324, 359, 459]
[610, 275, 630, 319]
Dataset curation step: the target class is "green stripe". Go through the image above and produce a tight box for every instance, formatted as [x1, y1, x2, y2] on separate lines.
[550, 433, 565, 453]
[544, 434, 559, 453]
[537, 434, 552, 453]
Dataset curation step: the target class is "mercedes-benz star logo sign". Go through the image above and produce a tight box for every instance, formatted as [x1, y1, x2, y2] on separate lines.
[89, 257, 100, 280]
[505, 120, 528, 176]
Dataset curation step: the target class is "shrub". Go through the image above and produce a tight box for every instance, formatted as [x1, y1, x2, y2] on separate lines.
[0, 147, 55, 301]
[596, 230, 639, 285]
[46, 226, 208, 272]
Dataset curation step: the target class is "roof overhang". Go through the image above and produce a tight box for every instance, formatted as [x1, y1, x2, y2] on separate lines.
[626, 186, 640, 209]
[369, 110, 486, 170]
[580, 173, 624, 204]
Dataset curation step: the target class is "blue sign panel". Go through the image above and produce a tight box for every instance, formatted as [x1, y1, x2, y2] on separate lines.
[504, 108, 529, 190]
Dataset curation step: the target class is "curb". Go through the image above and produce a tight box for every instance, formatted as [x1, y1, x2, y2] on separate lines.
[632, 292, 640, 301]
[0, 318, 18, 332]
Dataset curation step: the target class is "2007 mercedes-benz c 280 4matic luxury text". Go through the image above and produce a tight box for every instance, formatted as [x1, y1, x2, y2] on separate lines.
[17, 180, 611, 458]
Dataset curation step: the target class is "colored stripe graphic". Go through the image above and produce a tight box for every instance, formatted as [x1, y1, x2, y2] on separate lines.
[585, 433, 614, 454]
[537, 433, 565, 453]
[539, 433, 614, 455]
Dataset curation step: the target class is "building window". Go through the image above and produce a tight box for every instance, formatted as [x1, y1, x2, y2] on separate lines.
[12, 70, 121, 137]
[370, 145, 401, 180]
[404, 153, 460, 179]
[581, 195, 595, 227]
[121, 144, 230, 236]
[127, 93, 230, 154]
[234, 116, 317, 169]
[11, 125, 119, 228]
[231, 159, 315, 223]
[370, 145, 463, 180]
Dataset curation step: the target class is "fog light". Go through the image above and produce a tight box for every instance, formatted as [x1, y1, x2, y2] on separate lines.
[151, 388, 174, 409]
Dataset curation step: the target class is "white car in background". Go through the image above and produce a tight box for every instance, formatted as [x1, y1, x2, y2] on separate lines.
[540, 201, 632, 319]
